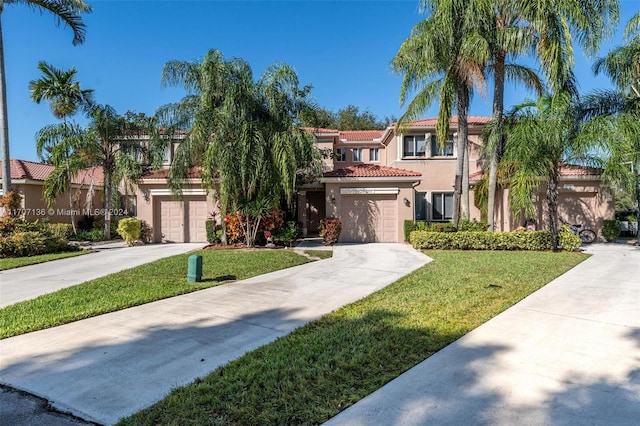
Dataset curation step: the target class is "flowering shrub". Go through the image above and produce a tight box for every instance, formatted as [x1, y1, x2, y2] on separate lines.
[117, 218, 142, 245]
[319, 218, 342, 245]
[225, 213, 245, 244]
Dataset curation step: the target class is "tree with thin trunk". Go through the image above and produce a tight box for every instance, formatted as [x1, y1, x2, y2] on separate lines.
[159, 49, 321, 246]
[0, 0, 91, 193]
[392, 0, 488, 227]
[30, 61, 93, 233]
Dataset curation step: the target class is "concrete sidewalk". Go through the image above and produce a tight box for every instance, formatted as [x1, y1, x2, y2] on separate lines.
[325, 243, 640, 426]
[0, 243, 430, 425]
[0, 242, 205, 307]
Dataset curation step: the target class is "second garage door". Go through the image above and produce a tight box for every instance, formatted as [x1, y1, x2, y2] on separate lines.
[340, 195, 397, 243]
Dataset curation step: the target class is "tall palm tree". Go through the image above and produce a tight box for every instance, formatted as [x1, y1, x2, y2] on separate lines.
[483, 0, 619, 231]
[159, 49, 321, 246]
[393, 0, 488, 226]
[502, 93, 590, 251]
[0, 0, 91, 193]
[84, 104, 149, 239]
[582, 11, 640, 242]
[30, 61, 93, 233]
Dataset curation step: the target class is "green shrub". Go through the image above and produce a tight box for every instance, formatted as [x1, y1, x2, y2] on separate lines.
[410, 230, 557, 251]
[205, 219, 217, 244]
[319, 218, 342, 245]
[1, 231, 47, 257]
[602, 219, 620, 242]
[457, 218, 488, 232]
[558, 225, 583, 251]
[273, 221, 301, 247]
[117, 218, 142, 245]
[46, 223, 74, 240]
[429, 222, 457, 232]
[403, 220, 416, 242]
[76, 229, 104, 242]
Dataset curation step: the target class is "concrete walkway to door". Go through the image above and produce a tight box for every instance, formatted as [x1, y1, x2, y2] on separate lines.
[0, 243, 430, 425]
[0, 242, 205, 307]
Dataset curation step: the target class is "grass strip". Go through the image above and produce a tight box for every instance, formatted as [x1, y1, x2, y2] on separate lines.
[0, 250, 87, 271]
[120, 250, 586, 426]
[0, 250, 309, 339]
[303, 249, 333, 259]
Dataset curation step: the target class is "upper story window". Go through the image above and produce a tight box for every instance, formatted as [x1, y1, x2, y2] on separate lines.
[403, 135, 426, 158]
[430, 134, 454, 157]
[353, 148, 363, 162]
[370, 148, 379, 162]
[336, 147, 347, 162]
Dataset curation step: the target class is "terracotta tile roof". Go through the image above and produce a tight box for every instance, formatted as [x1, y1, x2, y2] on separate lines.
[339, 130, 385, 141]
[323, 164, 421, 178]
[469, 171, 484, 181]
[300, 127, 340, 134]
[393, 116, 492, 127]
[0, 160, 103, 185]
[141, 167, 201, 179]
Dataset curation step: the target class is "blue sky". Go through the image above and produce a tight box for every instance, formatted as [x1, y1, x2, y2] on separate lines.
[4, 0, 638, 162]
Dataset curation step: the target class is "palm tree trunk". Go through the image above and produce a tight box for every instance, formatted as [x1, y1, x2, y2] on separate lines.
[0, 13, 12, 194]
[462, 140, 469, 219]
[103, 172, 111, 240]
[488, 53, 506, 231]
[547, 169, 560, 251]
[453, 85, 470, 226]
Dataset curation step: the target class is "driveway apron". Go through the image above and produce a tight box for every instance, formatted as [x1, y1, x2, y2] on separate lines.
[324, 244, 640, 426]
[0, 243, 430, 425]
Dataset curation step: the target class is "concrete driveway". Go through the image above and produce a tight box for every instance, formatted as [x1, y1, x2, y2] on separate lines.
[0, 243, 430, 425]
[0, 242, 205, 307]
[325, 243, 640, 426]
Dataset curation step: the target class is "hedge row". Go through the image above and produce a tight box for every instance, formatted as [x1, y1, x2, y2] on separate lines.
[410, 228, 582, 251]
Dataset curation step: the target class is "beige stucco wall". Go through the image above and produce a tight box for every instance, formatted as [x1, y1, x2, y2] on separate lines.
[11, 182, 103, 224]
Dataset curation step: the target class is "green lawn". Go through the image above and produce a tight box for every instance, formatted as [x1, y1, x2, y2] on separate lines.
[304, 249, 333, 259]
[0, 250, 87, 271]
[120, 250, 586, 426]
[0, 250, 309, 339]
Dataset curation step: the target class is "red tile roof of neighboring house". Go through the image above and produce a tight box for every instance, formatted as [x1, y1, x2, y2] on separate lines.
[0, 159, 103, 185]
[323, 164, 422, 178]
[141, 167, 201, 179]
[339, 130, 385, 141]
[300, 127, 340, 134]
[393, 116, 492, 127]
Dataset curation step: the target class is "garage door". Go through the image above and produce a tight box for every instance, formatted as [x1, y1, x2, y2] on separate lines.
[187, 200, 208, 242]
[160, 200, 184, 243]
[158, 197, 209, 243]
[340, 195, 397, 243]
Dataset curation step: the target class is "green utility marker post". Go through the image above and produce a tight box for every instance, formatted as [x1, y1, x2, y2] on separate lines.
[187, 254, 203, 282]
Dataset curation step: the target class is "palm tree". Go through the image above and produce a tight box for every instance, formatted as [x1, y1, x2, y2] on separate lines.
[159, 50, 321, 246]
[482, 0, 619, 231]
[501, 93, 590, 251]
[84, 104, 150, 239]
[0, 0, 91, 193]
[582, 11, 640, 242]
[392, 0, 488, 227]
[30, 61, 93, 233]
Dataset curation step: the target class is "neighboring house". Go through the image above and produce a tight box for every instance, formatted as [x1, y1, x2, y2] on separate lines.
[299, 117, 614, 243]
[0, 159, 104, 223]
[124, 116, 614, 244]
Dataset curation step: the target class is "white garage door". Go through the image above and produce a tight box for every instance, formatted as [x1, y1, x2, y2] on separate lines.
[158, 197, 208, 243]
[187, 200, 208, 243]
[160, 200, 184, 243]
[340, 195, 398, 243]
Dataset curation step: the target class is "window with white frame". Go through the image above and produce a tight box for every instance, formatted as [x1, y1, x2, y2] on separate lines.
[162, 143, 171, 164]
[353, 148, 363, 162]
[336, 148, 346, 162]
[430, 134, 454, 157]
[415, 192, 428, 221]
[403, 135, 426, 158]
[370, 148, 379, 162]
[432, 192, 454, 222]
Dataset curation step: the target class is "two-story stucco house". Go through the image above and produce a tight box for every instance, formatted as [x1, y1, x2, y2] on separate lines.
[130, 116, 613, 243]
